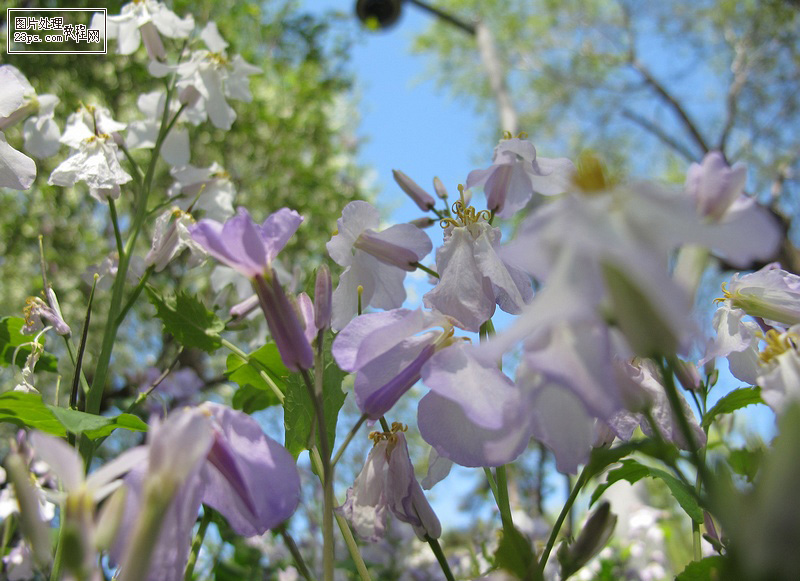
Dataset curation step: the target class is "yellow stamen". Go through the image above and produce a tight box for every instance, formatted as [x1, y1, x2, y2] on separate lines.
[758, 329, 799, 364]
[439, 185, 491, 229]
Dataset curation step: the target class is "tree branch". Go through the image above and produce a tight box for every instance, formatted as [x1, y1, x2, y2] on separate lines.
[620, 108, 696, 162]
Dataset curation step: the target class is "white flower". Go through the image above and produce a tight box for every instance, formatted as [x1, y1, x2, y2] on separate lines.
[94, 0, 194, 61]
[149, 23, 261, 130]
[328, 201, 432, 330]
[145, 207, 206, 271]
[168, 162, 235, 221]
[49, 134, 132, 202]
[0, 66, 36, 190]
[60, 105, 126, 150]
[126, 90, 190, 166]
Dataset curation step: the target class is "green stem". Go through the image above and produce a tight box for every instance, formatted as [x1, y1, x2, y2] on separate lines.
[411, 262, 439, 279]
[426, 536, 456, 581]
[184, 508, 212, 581]
[115, 268, 153, 326]
[332, 414, 368, 468]
[334, 512, 372, 581]
[538, 466, 589, 574]
[108, 198, 125, 259]
[495, 465, 514, 529]
[280, 526, 317, 581]
[642, 407, 695, 490]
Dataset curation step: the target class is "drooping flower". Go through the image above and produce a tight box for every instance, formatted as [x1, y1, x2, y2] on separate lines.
[22, 288, 71, 336]
[333, 308, 456, 419]
[327, 201, 432, 331]
[423, 188, 532, 332]
[465, 134, 575, 218]
[59, 105, 126, 150]
[754, 327, 800, 413]
[339, 425, 441, 542]
[93, 0, 195, 61]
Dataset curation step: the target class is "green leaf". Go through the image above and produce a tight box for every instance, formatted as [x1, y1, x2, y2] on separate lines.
[232, 384, 276, 414]
[0, 317, 58, 372]
[0, 391, 66, 436]
[146, 288, 224, 353]
[283, 356, 346, 461]
[728, 447, 763, 483]
[591, 459, 703, 524]
[702, 387, 763, 429]
[226, 343, 288, 410]
[494, 525, 541, 581]
[46, 406, 148, 439]
[676, 555, 728, 580]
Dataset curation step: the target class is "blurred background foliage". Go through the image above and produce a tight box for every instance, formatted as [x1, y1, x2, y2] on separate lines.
[2, 0, 370, 409]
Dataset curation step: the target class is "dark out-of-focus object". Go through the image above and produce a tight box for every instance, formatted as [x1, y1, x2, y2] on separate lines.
[355, 0, 404, 29]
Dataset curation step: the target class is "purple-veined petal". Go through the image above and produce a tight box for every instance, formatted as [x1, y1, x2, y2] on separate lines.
[259, 208, 303, 265]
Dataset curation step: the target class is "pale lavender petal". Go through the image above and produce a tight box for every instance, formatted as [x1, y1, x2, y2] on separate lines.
[327, 201, 380, 266]
[421, 342, 516, 430]
[333, 308, 426, 371]
[424, 226, 496, 332]
[297, 292, 317, 346]
[338, 441, 390, 542]
[386, 433, 441, 540]
[85, 446, 148, 499]
[147, 408, 213, 483]
[259, 208, 303, 265]
[202, 404, 300, 535]
[490, 162, 533, 218]
[496, 138, 537, 162]
[29, 432, 82, 492]
[418, 391, 533, 467]
[527, 156, 575, 196]
[357, 337, 437, 419]
[473, 226, 531, 315]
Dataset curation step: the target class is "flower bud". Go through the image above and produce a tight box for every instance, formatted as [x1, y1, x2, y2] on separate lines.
[409, 217, 436, 229]
[353, 229, 419, 271]
[674, 358, 702, 392]
[433, 176, 448, 200]
[393, 169, 435, 211]
[557, 502, 617, 579]
[179, 86, 202, 108]
[314, 264, 332, 331]
[253, 270, 314, 371]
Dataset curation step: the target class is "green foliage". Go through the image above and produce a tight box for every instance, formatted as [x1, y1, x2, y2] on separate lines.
[702, 387, 763, 428]
[46, 407, 148, 440]
[494, 524, 541, 580]
[676, 555, 728, 580]
[591, 459, 703, 524]
[226, 343, 288, 412]
[283, 350, 346, 460]
[727, 447, 763, 483]
[0, 391, 146, 439]
[0, 317, 58, 372]
[146, 288, 224, 353]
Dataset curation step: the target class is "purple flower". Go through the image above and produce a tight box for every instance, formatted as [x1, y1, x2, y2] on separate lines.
[332, 308, 455, 419]
[113, 403, 300, 581]
[339, 426, 440, 542]
[465, 136, 574, 218]
[190, 207, 302, 279]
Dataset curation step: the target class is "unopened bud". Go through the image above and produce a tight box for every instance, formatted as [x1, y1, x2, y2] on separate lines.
[314, 265, 332, 331]
[253, 270, 314, 371]
[433, 176, 448, 200]
[230, 294, 259, 320]
[353, 230, 418, 271]
[409, 217, 436, 229]
[393, 169, 435, 211]
[179, 86, 202, 108]
[557, 502, 616, 579]
[674, 359, 702, 392]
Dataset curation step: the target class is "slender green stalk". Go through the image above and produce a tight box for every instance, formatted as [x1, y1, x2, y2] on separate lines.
[62, 339, 89, 407]
[108, 199, 125, 259]
[115, 267, 153, 326]
[495, 465, 514, 529]
[642, 407, 695, 491]
[426, 536, 456, 581]
[334, 512, 372, 581]
[692, 391, 710, 561]
[184, 508, 213, 581]
[280, 527, 316, 581]
[301, 365, 333, 581]
[332, 414, 368, 468]
[538, 466, 589, 573]
[411, 262, 439, 279]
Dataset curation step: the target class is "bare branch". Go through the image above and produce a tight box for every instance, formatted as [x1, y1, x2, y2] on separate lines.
[718, 27, 752, 153]
[629, 58, 710, 155]
[620, 108, 696, 162]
